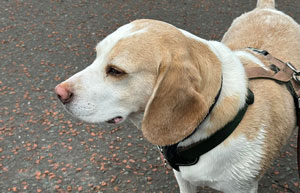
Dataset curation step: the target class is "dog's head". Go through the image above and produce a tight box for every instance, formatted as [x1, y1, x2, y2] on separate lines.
[55, 19, 222, 145]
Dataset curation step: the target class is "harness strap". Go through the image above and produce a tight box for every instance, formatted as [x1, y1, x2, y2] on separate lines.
[246, 47, 300, 178]
[159, 89, 254, 172]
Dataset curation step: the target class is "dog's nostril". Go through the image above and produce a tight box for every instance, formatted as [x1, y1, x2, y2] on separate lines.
[58, 92, 74, 104]
[55, 84, 74, 104]
[64, 93, 74, 104]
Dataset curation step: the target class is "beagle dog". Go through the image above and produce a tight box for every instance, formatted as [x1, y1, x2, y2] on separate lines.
[55, 0, 300, 192]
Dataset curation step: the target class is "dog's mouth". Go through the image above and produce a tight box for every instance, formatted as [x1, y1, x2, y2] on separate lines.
[106, 116, 123, 124]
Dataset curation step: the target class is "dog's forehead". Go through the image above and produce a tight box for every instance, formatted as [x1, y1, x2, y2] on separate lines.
[94, 20, 176, 72]
[95, 22, 148, 58]
[95, 19, 180, 56]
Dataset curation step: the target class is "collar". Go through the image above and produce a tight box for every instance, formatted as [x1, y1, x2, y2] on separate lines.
[159, 88, 254, 171]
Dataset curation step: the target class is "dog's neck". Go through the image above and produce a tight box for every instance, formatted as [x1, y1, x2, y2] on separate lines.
[178, 41, 249, 147]
[129, 41, 249, 148]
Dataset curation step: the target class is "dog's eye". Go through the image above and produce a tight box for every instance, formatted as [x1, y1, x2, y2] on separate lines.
[106, 66, 126, 76]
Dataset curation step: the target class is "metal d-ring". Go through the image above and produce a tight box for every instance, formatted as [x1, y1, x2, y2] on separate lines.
[286, 62, 298, 73]
[293, 71, 300, 83]
[286, 62, 300, 83]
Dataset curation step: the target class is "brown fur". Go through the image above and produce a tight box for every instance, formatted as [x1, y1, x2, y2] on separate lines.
[132, 21, 223, 146]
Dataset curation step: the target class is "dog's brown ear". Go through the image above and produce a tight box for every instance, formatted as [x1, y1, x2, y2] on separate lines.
[142, 42, 222, 146]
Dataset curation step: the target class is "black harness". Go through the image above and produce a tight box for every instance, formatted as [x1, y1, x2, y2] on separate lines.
[158, 84, 255, 171]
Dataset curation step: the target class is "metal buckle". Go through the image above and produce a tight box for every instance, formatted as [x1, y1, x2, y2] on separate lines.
[293, 73, 300, 83]
[286, 62, 300, 83]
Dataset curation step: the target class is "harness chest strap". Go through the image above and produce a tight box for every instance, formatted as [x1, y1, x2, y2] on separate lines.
[246, 48, 300, 178]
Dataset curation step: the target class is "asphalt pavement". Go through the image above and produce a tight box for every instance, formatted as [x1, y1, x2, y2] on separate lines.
[1, 0, 300, 192]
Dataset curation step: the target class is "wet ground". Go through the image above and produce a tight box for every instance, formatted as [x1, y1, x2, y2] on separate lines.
[1, 0, 300, 192]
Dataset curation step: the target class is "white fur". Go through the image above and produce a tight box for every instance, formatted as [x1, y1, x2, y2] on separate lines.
[262, 8, 286, 17]
[257, 0, 275, 8]
[176, 128, 266, 193]
[179, 29, 208, 44]
[234, 50, 268, 69]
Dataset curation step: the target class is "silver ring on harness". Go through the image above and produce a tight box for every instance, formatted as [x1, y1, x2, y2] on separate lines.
[286, 62, 300, 83]
[292, 71, 300, 84]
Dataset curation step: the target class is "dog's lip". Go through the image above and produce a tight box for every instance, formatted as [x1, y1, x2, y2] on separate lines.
[106, 116, 123, 124]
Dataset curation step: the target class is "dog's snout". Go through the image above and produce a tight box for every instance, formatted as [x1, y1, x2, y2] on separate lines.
[55, 84, 74, 104]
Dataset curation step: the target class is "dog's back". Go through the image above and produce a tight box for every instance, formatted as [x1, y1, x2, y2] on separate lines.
[218, 0, 300, 181]
[222, 0, 300, 68]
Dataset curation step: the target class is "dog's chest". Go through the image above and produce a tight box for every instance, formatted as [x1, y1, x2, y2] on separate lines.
[178, 129, 265, 187]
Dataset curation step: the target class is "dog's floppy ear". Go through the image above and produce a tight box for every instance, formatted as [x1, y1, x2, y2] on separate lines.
[142, 41, 222, 146]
